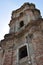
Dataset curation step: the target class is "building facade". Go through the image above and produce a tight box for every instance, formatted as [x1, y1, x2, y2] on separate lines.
[0, 2, 43, 65]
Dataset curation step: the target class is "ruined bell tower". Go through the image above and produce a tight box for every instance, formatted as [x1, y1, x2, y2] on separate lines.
[0, 2, 43, 65]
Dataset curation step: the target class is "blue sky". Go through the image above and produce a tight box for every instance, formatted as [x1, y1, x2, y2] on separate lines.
[0, 0, 43, 40]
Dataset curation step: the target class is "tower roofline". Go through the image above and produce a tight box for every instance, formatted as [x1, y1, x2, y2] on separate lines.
[9, 8, 41, 27]
[12, 2, 35, 15]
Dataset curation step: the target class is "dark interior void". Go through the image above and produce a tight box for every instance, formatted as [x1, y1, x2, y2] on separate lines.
[20, 21, 24, 28]
[19, 45, 28, 60]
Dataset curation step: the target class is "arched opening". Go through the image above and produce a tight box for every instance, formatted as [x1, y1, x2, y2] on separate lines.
[20, 21, 24, 28]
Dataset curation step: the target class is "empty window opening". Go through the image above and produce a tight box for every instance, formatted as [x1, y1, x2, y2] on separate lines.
[19, 45, 28, 60]
[20, 21, 24, 28]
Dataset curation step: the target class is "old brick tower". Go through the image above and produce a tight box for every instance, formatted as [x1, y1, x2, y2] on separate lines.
[0, 2, 43, 65]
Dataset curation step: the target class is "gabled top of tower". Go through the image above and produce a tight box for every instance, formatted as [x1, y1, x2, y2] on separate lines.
[12, 2, 35, 14]
[8, 2, 41, 34]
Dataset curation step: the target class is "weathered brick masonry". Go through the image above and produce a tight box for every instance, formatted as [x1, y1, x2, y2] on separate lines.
[0, 2, 43, 65]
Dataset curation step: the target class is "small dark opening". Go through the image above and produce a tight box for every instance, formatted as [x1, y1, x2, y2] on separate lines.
[20, 21, 24, 28]
[19, 45, 28, 60]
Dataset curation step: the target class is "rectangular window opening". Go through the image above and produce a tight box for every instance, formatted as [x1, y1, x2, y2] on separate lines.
[19, 45, 28, 60]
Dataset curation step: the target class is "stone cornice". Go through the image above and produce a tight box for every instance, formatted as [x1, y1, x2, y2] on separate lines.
[1, 18, 43, 44]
